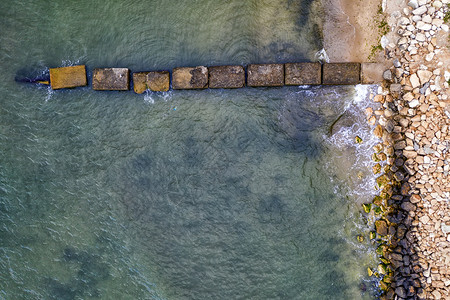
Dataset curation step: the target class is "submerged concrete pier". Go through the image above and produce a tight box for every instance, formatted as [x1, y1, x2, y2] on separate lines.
[47, 62, 386, 92]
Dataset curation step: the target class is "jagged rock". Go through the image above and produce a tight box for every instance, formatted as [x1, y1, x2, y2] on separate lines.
[410, 194, 421, 203]
[383, 70, 393, 81]
[376, 220, 388, 236]
[374, 125, 384, 138]
[417, 70, 433, 85]
[410, 74, 420, 88]
[394, 171, 405, 181]
[401, 201, 416, 212]
[401, 183, 411, 195]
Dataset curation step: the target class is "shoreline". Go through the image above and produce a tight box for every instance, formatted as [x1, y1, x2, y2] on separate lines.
[359, 0, 449, 299]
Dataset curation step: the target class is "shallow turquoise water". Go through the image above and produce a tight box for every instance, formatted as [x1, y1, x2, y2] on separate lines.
[1, 1, 378, 299]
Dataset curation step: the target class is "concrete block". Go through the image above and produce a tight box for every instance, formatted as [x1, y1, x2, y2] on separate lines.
[133, 72, 148, 94]
[323, 63, 361, 85]
[92, 68, 129, 91]
[285, 63, 321, 85]
[172, 66, 208, 90]
[133, 71, 170, 94]
[247, 64, 284, 87]
[361, 63, 387, 84]
[148, 71, 170, 92]
[49, 65, 87, 90]
[208, 65, 245, 89]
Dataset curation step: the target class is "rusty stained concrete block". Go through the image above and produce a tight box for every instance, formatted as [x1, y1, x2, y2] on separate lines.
[49, 65, 87, 90]
[247, 64, 284, 87]
[208, 65, 245, 89]
[322, 63, 361, 85]
[133, 71, 170, 93]
[92, 68, 129, 91]
[285, 63, 321, 85]
[172, 66, 208, 90]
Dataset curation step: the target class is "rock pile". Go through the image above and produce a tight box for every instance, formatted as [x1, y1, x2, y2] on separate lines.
[364, 1, 449, 299]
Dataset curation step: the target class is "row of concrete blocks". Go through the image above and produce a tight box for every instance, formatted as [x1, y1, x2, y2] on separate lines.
[49, 63, 368, 92]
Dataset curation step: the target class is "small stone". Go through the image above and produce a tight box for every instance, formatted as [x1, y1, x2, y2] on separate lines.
[403, 150, 417, 158]
[355, 136, 363, 144]
[373, 164, 382, 174]
[412, 6, 427, 15]
[416, 21, 432, 31]
[409, 99, 420, 108]
[432, 290, 441, 299]
[433, 1, 443, 9]
[417, 70, 433, 85]
[395, 286, 407, 298]
[383, 70, 392, 81]
[373, 125, 383, 138]
[410, 194, 421, 203]
[441, 224, 450, 234]
[394, 171, 405, 181]
[408, 0, 419, 9]
[415, 33, 426, 42]
[390, 83, 401, 94]
[401, 182, 411, 195]
[419, 214, 430, 224]
[401, 201, 416, 211]
[410, 74, 420, 88]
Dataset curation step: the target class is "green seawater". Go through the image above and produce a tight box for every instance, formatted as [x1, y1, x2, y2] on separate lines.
[1, 1, 379, 299]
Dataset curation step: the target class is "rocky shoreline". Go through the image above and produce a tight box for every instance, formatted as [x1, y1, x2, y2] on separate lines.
[364, 0, 449, 299]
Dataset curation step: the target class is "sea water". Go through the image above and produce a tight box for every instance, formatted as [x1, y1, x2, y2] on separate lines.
[1, 1, 379, 299]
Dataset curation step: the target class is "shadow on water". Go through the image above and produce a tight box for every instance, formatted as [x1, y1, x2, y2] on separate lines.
[14, 66, 49, 84]
[45, 247, 110, 300]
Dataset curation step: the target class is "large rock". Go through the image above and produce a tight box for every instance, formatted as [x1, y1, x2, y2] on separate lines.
[93, 68, 129, 91]
[49, 65, 87, 90]
[172, 66, 208, 89]
[133, 71, 170, 93]
[375, 220, 388, 236]
[322, 63, 361, 85]
[208, 65, 245, 89]
[247, 64, 284, 87]
[285, 62, 321, 85]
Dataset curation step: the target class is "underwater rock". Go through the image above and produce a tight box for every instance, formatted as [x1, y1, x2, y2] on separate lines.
[284, 62, 321, 85]
[322, 63, 361, 85]
[49, 65, 87, 90]
[172, 66, 208, 89]
[208, 65, 245, 88]
[93, 68, 129, 90]
[247, 64, 284, 87]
